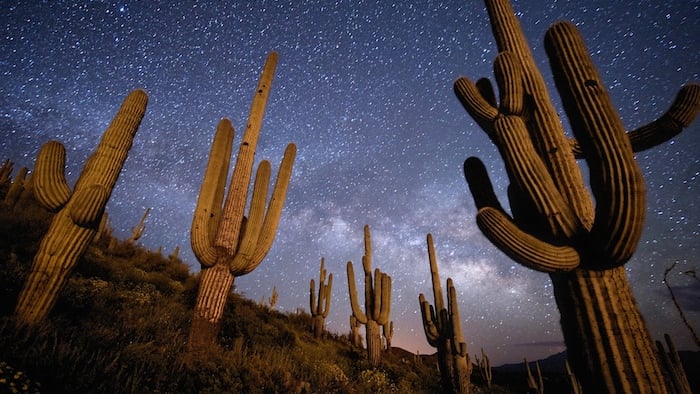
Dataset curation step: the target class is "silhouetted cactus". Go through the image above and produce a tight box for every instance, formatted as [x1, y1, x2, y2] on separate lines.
[656, 334, 692, 394]
[309, 257, 333, 338]
[475, 348, 492, 389]
[455, 0, 699, 391]
[187, 52, 296, 354]
[0, 159, 13, 186]
[419, 233, 471, 393]
[347, 225, 391, 367]
[14, 89, 148, 325]
[128, 207, 150, 244]
[3, 166, 27, 208]
[525, 358, 543, 394]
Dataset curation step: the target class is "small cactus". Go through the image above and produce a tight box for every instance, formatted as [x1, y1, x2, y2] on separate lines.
[419, 233, 470, 393]
[347, 225, 391, 367]
[128, 207, 150, 244]
[309, 257, 333, 338]
[14, 89, 148, 325]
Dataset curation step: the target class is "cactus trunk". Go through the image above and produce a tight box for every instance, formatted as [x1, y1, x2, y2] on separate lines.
[551, 267, 665, 392]
[366, 320, 382, 367]
[188, 263, 235, 351]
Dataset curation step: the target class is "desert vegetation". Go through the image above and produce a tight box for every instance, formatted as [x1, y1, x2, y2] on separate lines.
[1, 0, 699, 392]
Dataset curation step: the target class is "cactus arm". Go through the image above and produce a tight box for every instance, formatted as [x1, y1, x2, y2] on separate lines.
[217, 52, 278, 256]
[485, 0, 594, 226]
[229, 160, 271, 273]
[347, 261, 368, 324]
[376, 271, 391, 324]
[477, 207, 580, 272]
[191, 119, 233, 267]
[570, 83, 700, 158]
[419, 294, 440, 346]
[309, 278, 317, 314]
[247, 142, 296, 267]
[463, 157, 504, 212]
[74, 89, 147, 193]
[426, 234, 445, 325]
[322, 273, 333, 317]
[447, 279, 467, 357]
[33, 141, 72, 211]
[454, 77, 498, 134]
[545, 22, 645, 266]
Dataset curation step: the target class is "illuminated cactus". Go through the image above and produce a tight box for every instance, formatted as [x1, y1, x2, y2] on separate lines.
[309, 257, 333, 338]
[455, 0, 700, 391]
[14, 89, 148, 325]
[346, 224, 391, 367]
[419, 233, 471, 393]
[187, 51, 296, 354]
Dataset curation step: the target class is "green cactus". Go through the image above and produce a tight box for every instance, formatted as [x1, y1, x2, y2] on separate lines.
[187, 51, 296, 354]
[14, 89, 148, 326]
[310, 257, 333, 338]
[419, 233, 471, 394]
[346, 224, 391, 367]
[455, 0, 700, 391]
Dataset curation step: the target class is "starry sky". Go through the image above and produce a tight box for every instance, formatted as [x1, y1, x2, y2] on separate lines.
[1, 0, 698, 365]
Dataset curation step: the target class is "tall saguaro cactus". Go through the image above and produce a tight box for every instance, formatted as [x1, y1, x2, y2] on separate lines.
[14, 89, 148, 325]
[419, 234, 471, 394]
[455, 0, 700, 392]
[309, 257, 333, 338]
[346, 225, 391, 367]
[187, 52, 296, 354]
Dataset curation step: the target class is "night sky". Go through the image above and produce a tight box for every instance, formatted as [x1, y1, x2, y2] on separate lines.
[1, 1, 698, 365]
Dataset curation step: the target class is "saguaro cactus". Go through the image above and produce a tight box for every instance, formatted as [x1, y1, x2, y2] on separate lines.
[14, 89, 148, 325]
[346, 225, 391, 367]
[309, 257, 333, 338]
[187, 51, 296, 354]
[128, 207, 150, 244]
[455, 0, 700, 392]
[3, 166, 28, 208]
[419, 233, 471, 393]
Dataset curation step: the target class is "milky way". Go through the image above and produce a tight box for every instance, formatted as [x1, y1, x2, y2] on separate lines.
[1, 0, 698, 364]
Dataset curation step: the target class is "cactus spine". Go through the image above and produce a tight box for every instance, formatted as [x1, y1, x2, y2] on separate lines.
[187, 52, 296, 354]
[456, 0, 700, 391]
[419, 233, 471, 393]
[346, 224, 391, 367]
[14, 89, 148, 325]
[309, 257, 333, 338]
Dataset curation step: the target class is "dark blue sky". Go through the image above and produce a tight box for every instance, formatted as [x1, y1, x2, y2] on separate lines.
[1, 0, 698, 364]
